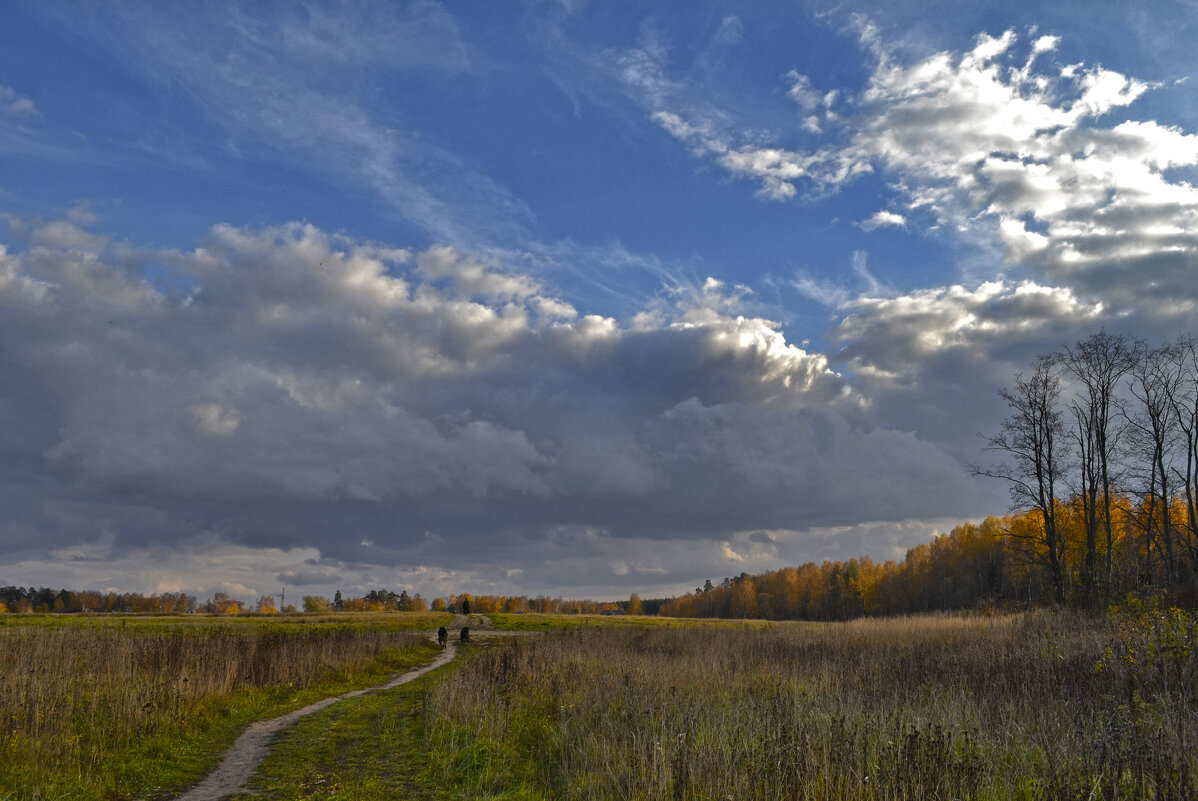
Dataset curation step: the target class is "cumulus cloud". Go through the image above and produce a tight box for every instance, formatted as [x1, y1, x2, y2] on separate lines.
[640, 24, 1198, 317]
[0, 216, 986, 597]
[834, 280, 1105, 377]
[858, 210, 906, 231]
[826, 278, 1112, 459]
[623, 20, 1198, 469]
[839, 28, 1198, 311]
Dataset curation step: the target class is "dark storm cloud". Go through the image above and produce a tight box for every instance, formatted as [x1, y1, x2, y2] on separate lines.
[0, 218, 985, 595]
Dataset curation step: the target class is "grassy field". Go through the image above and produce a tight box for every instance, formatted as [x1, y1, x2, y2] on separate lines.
[6, 608, 1196, 800]
[488, 612, 774, 632]
[0, 611, 451, 800]
[417, 609, 1197, 800]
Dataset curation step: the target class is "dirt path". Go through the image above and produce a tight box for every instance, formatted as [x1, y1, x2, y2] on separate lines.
[171, 642, 457, 801]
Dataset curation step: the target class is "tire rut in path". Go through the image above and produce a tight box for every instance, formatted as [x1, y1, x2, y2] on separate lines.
[171, 642, 457, 801]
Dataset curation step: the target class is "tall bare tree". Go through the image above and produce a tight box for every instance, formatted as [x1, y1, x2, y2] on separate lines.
[1059, 331, 1138, 599]
[975, 356, 1068, 602]
[1125, 342, 1183, 585]
[1168, 337, 1198, 579]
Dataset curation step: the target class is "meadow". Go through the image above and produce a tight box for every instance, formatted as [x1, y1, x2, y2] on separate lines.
[419, 608, 1197, 800]
[5, 608, 1197, 800]
[0, 611, 450, 800]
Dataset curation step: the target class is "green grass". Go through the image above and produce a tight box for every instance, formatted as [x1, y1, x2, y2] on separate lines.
[235, 653, 462, 801]
[0, 614, 449, 801]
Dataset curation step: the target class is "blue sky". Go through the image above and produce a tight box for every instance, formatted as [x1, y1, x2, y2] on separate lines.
[3, 1, 1198, 602]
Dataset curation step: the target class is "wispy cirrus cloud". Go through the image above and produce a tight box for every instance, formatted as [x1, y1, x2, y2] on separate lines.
[44, 2, 530, 248]
[34, 2, 712, 320]
[0, 84, 37, 117]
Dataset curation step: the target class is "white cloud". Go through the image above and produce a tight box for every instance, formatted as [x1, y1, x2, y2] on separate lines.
[786, 71, 825, 112]
[858, 210, 906, 230]
[838, 28, 1198, 311]
[638, 24, 1198, 315]
[834, 279, 1104, 378]
[821, 275, 1123, 465]
[791, 272, 850, 308]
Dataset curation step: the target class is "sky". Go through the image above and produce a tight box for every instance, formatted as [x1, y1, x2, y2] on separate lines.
[3, 0, 1198, 603]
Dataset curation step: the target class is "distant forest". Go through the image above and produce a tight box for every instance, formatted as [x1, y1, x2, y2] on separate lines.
[0, 585, 630, 616]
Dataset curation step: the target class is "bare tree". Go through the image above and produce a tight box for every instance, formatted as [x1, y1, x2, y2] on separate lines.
[1168, 337, 1198, 579]
[974, 356, 1069, 602]
[1125, 341, 1183, 585]
[1059, 331, 1138, 599]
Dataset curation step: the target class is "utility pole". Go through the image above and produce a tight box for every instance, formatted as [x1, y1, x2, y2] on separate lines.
[280, 586, 285, 609]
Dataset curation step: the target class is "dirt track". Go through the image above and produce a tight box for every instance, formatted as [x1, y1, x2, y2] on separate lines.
[171, 641, 457, 801]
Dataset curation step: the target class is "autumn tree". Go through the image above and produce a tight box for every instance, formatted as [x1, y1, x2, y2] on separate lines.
[729, 575, 757, 618]
[203, 591, 231, 614]
[302, 595, 330, 612]
[627, 593, 642, 615]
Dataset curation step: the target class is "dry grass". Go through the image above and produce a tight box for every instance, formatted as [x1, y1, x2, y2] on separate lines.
[424, 610, 1198, 800]
[0, 615, 444, 800]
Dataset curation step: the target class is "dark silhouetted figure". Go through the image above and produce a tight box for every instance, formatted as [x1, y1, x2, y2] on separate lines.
[462, 597, 470, 616]
[437, 626, 448, 649]
[460, 626, 470, 644]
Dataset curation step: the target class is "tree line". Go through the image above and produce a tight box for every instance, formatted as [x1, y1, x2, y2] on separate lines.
[300, 591, 628, 615]
[0, 586, 632, 616]
[0, 587, 198, 614]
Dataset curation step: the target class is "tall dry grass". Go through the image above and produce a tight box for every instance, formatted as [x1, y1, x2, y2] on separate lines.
[0, 618, 435, 799]
[424, 610, 1198, 800]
